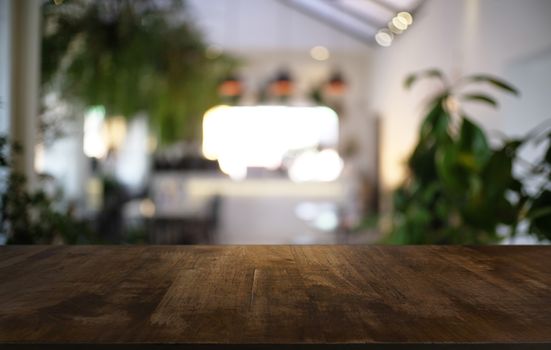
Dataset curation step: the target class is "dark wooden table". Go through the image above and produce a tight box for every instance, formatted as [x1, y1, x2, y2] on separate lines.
[0, 245, 550, 349]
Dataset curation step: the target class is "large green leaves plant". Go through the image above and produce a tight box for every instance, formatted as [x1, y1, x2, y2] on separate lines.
[515, 122, 551, 241]
[390, 69, 551, 244]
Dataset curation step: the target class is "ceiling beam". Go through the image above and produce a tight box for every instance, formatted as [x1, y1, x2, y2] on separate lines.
[370, 0, 400, 13]
[278, 0, 374, 46]
[322, 0, 386, 29]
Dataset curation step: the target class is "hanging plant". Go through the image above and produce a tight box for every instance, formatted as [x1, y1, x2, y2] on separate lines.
[42, 0, 238, 145]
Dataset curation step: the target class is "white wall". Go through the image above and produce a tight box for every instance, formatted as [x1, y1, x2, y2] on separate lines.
[0, 0, 11, 241]
[365, 0, 551, 196]
[0, 0, 11, 135]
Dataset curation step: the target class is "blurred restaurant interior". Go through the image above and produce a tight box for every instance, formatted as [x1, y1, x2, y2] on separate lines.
[0, 0, 550, 246]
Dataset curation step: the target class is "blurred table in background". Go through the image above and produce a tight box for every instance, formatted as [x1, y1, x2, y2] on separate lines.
[149, 173, 349, 244]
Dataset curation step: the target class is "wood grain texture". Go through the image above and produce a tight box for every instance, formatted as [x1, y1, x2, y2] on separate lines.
[0, 245, 550, 349]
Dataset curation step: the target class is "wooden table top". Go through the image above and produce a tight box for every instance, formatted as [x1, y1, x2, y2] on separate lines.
[0, 245, 550, 349]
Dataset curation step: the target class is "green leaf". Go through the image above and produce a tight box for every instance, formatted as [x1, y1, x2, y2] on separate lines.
[404, 69, 444, 90]
[528, 207, 551, 221]
[393, 187, 410, 211]
[528, 190, 551, 241]
[465, 75, 519, 95]
[495, 197, 517, 225]
[435, 144, 468, 193]
[545, 133, 551, 165]
[409, 142, 439, 184]
[481, 150, 513, 196]
[502, 139, 524, 156]
[392, 69, 529, 245]
[458, 117, 491, 170]
[42, 1, 239, 145]
[419, 97, 450, 142]
[509, 178, 523, 193]
[461, 93, 498, 108]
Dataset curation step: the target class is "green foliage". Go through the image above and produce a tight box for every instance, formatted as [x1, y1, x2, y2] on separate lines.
[0, 136, 94, 244]
[42, 0, 238, 145]
[404, 68, 446, 90]
[525, 129, 551, 241]
[389, 69, 551, 244]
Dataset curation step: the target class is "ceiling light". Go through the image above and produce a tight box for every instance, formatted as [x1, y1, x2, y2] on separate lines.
[388, 21, 403, 35]
[218, 74, 243, 99]
[375, 29, 393, 47]
[310, 46, 330, 61]
[325, 71, 347, 96]
[391, 16, 408, 31]
[397, 12, 413, 26]
[270, 70, 294, 97]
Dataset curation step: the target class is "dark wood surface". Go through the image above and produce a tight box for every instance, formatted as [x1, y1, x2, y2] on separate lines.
[0, 245, 550, 349]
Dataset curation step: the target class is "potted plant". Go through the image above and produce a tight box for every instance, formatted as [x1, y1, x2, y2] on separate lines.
[389, 69, 551, 244]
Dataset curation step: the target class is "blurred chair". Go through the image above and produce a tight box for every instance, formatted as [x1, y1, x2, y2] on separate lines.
[148, 195, 221, 244]
[148, 168, 222, 244]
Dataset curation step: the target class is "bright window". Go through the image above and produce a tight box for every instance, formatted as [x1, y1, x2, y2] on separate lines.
[202, 105, 342, 181]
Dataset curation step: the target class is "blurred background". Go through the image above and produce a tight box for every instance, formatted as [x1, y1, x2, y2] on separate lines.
[0, 0, 550, 245]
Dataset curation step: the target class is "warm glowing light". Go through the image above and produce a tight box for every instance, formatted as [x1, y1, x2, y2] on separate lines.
[380, 13, 412, 43]
[104, 117, 127, 151]
[218, 80, 242, 97]
[202, 106, 339, 180]
[83, 106, 107, 158]
[139, 199, 156, 217]
[445, 95, 461, 114]
[34, 143, 45, 173]
[325, 72, 347, 96]
[392, 16, 408, 30]
[270, 71, 294, 97]
[388, 21, 403, 35]
[375, 29, 393, 47]
[218, 157, 248, 181]
[310, 46, 330, 61]
[397, 12, 413, 25]
[288, 149, 343, 182]
[84, 108, 128, 159]
[148, 135, 158, 153]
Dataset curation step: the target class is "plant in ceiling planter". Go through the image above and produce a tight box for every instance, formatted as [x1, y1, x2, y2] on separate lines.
[388, 69, 551, 244]
[42, 0, 238, 145]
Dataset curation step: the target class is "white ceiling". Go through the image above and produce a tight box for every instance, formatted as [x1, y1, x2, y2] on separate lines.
[187, 0, 422, 51]
[280, 0, 423, 44]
